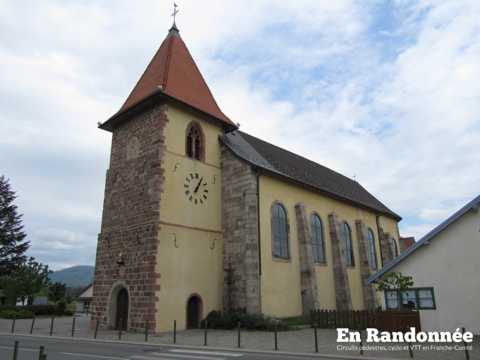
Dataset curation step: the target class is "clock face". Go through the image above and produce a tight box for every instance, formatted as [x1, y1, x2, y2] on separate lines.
[184, 172, 208, 205]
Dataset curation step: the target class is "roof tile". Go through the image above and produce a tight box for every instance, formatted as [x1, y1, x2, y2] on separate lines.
[221, 130, 401, 220]
[118, 27, 234, 126]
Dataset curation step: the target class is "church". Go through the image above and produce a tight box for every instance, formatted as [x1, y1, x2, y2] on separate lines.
[91, 22, 402, 333]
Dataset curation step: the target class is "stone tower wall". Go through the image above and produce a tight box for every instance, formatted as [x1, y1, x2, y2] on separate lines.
[92, 104, 167, 331]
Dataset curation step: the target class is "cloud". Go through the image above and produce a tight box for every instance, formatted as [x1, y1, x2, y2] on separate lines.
[0, 0, 479, 269]
[401, 223, 436, 241]
[212, 0, 480, 228]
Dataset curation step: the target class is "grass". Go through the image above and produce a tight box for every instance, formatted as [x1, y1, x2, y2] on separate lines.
[281, 316, 311, 328]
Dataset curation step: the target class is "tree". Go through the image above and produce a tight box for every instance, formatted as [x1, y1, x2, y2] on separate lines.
[375, 271, 414, 309]
[0, 257, 51, 305]
[0, 176, 30, 275]
[48, 282, 67, 303]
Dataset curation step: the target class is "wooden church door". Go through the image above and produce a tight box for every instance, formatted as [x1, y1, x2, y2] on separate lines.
[186, 295, 202, 329]
[116, 288, 129, 330]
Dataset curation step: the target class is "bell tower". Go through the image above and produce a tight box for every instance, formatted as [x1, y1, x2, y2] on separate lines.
[91, 20, 235, 332]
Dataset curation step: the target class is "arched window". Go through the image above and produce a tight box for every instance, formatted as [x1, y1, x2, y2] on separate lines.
[271, 203, 289, 259]
[389, 238, 399, 259]
[367, 228, 377, 270]
[341, 222, 355, 266]
[310, 214, 326, 263]
[186, 122, 204, 161]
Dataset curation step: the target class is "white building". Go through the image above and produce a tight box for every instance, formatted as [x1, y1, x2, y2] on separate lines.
[369, 195, 480, 334]
[75, 284, 93, 314]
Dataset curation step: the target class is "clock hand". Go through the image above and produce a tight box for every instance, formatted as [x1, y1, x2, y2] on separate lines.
[194, 177, 203, 193]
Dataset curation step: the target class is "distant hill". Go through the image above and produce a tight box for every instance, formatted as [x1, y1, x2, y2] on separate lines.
[50, 265, 94, 288]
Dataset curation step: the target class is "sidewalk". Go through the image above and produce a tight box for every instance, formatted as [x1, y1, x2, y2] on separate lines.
[1, 315, 478, 360]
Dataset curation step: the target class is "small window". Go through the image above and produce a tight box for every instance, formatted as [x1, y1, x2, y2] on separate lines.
[367, 228, 377, 270]
[385, 288, 436, 310]
[385, 290, 399, 309]
[186, 122, 204, 161]
[341, 222, 355, 266]
[271, 203, 289, 259]
[417, 289, 435, 309]
[310, 214, 326, 264]
[401, 290, 417, 308]
[389, 238, 399, 259]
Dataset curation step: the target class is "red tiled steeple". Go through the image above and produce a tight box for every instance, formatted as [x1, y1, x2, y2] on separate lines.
[118, 25, 234, 126]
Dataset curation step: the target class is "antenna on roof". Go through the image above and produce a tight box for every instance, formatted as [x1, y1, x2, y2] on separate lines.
[353, 174, 357, 181]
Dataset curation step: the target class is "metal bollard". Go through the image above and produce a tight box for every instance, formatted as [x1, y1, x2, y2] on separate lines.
[49, 317, 54, 336]
[274, 323, 278, 351]
[12, 340, 19, 360]
[94, 320, 99, 339]
[11, 316, 16, 334]
[173, 320, 177, 344]
[38, 346, 47, 360]
[462, 327, 470, 360]
[359, 331, 364, 355]
[30, 317, 36, 334]
[71, 317, 76, 337]
[145, 321, 149, 342]
[314, 325, 318, 353]
[118, 319, 123, 340]
[237, 321, 241, 348]
[203, 320, 208, 346]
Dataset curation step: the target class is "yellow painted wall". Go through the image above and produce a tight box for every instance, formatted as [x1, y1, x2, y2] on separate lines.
[258, 175, 396, 314]
[155, 104, 224, 332]
[160, 105, 222, 231]
[156, 224, 223, 331]
[154, 103, 400, 328]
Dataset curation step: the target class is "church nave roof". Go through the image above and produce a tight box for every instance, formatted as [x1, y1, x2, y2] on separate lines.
[221, 130, 401, 220]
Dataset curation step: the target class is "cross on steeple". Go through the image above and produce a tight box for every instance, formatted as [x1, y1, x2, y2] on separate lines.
[171, 2, 179, 27]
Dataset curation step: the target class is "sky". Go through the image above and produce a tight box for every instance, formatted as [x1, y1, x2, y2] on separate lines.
[0, 0, 479, 270]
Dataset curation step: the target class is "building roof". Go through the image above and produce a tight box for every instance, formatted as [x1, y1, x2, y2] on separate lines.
[78, 284, 93, 300]
[101, 25, 235, 131]
[221, 130, 401, 220]
[399, 236, 415, 250]
[368, 194, 480, 283]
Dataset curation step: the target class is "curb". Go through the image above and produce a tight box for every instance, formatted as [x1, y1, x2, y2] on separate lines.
[0, 332, 395, 360]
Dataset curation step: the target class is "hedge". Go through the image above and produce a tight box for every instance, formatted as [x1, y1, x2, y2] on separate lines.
[0, 304, 74, 318]
[0, 309, 34, 319]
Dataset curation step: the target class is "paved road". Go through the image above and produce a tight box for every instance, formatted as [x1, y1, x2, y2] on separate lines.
[0, 334, 351, 360]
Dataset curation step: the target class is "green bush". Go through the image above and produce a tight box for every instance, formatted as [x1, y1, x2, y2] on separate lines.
[63, 309, 75, 316]
[201, 310, 290, 331]
[0, 309, 34, 319]
[28, 305, 58, 316]
[56, 300, 67, 315]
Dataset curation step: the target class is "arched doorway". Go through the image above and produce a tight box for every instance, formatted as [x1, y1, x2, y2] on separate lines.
[186, 295, 202, 329]
[115, 288, 129, 330]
